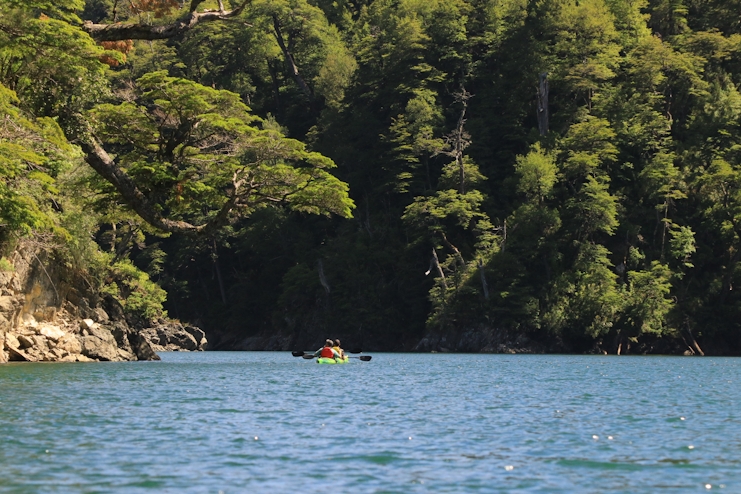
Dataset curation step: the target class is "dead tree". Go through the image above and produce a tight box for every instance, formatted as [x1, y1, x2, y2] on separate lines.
[430, 248, 448, 290]
[436, 88, 472, 194]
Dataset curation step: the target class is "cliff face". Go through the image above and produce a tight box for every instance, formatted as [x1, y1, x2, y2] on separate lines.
[0, 243, 206, 363]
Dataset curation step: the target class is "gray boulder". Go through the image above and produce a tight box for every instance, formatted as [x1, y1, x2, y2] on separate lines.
[185, 326, 208, 350]
[80, 335, 120, 361]
[128, 331, 161, 361]
[56, 333, 82, 355]
[139, 322, 207, 352]
[110, 321, 134, 353]
[168, 330, 199, 351]
[80, 325, 120, 361]
[93, 307, 109, 323]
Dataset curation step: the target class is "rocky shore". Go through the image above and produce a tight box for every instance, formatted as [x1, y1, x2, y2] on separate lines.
[0, 245, 206, 363]
[412, 326, 550, 354]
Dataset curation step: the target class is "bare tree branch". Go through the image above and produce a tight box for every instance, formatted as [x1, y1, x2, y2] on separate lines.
[431, 248, 447, 290]
[440, 231, 465, 268]
[434, 88, 472, 194]
[83, 0, 252, 42]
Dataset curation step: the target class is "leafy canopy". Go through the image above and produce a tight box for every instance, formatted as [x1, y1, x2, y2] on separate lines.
[88, 71, 354, 233]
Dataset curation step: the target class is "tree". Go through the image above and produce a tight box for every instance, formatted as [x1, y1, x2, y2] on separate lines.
[0, 84, 77, 236]
[249, 0, 357, 106]
[610, 253, 675, 353]
[543, 243, 622, 347]
[0, 4, 113, 119]
[550, 0, 622, 108]
[402, 93, 498, 329]
[81, 0, 252, 41]
[514, 143, 558, 204]
[83, 71, 354, 235]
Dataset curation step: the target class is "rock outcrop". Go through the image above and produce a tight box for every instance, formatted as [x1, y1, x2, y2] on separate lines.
[0, 243, 206, 363]
[139, 322, 207, 352]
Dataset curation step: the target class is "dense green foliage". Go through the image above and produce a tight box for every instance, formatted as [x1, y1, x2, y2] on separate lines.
[3, 0, 741, 353]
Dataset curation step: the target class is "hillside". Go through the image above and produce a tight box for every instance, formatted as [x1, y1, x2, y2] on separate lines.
[2, 0, 741, 355]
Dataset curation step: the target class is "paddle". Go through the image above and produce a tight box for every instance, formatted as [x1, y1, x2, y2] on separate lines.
[292, 349, 372, 361]
[300, 353, 371, 361]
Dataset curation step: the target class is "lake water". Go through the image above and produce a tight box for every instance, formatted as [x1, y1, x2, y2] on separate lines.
[1, 352, 739, 493]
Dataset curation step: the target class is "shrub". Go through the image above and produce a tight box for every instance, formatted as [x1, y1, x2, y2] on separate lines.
[0, 256, 13, 272]
[101, 257, 167, 321]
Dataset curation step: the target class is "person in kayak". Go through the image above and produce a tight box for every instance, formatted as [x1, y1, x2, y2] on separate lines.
[333, 339, 345, 359]
[314, 339, 341, 359]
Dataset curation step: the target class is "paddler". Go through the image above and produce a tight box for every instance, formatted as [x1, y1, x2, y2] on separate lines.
[314, 339, 341, 360]
[333, 339, 345, 359]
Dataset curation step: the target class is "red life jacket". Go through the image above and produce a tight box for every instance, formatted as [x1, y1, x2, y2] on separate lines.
[320, 347, 335, 358]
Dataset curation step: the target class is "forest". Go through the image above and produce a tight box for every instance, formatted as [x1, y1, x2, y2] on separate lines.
[1, 0, 741, 354]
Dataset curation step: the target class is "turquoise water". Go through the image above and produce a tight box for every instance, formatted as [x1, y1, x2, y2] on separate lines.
[1, 352, 740, 493]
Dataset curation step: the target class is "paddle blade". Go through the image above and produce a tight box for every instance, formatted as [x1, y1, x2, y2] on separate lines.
[291, 351, 305, 357]
[359, 356, 372, 361]
[302, 354, 315, 359]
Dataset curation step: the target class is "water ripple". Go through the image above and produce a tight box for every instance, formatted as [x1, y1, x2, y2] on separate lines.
[1, 353, 740, 492]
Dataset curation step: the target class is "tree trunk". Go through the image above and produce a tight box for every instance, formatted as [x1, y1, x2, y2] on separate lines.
[110, 222, 117, 252]
[660, 202, 669, 261]
[684, 320, 705, 356]
[213, 240, 227, 305]
[502, 219, 507, 252]
[477, 259, 489, 300]
[537, 73, 549, 136]
[272, 15, 314, 101]
[453, 90, 471, 194]
[267, 58, 282, 112]
[436, 88, 472, 194]
[432, 248, 447, 290]
[318, 259, 330, 293]
[441, 232, 465, 268]
[79, 136, 240, 235]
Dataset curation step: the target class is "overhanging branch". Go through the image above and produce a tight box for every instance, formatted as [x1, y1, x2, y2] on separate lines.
[80, 133, 247, 236]
[82, 0, 252, 42]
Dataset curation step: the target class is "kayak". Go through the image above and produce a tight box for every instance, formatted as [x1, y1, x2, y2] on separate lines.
[316, 356, 349, 364]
